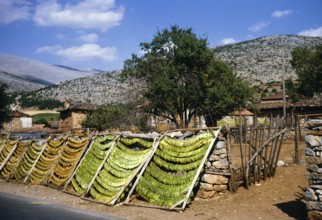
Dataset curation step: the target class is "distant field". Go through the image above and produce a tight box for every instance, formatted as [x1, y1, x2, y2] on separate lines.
[32, 113, 60, 123]
[22, 110, 58, 116]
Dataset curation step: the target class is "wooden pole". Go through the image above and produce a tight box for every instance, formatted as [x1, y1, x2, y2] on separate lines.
[238, 115, 245, 184]
[23, 141, 49, 183]
[62, 135, 96, 190]
[44, 132, 72, 185]
[181, 128, 221, 210]
[82, 136, 119, 197]
[244, 116, 249, 188]
[248, 119, 254, 186]
[8, 140, 32, 180]
[247, 128, 288, 166]
[125, 133, 167, 204]
[0, 133, 11, 153]
[0, 140, 20, 171]
[272, 132, 285, 176]
[110, 137, 158, 205]
[294, 115, 299, 164]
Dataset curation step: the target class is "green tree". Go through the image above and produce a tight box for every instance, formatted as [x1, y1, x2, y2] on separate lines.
[201, 60, 253, 126]
[82, 102, 149, 131]
[122, 25, 214, 128]
[291, 44, 322, 97]
[0, 84, 12, 129]
[285, 78, 301, 102]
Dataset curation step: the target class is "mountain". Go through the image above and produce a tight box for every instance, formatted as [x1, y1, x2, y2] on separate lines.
[0, 54, 100, 92]
[34, 71, 144, 105]
[9, 34, 322, 104]
[0, 70, 52, 92]
[214, 34, 322, 84]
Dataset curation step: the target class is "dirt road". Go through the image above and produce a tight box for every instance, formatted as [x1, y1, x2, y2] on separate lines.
[0, 164, 308, 220]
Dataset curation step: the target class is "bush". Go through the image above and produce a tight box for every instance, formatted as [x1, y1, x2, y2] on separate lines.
[34, 118, 48, 125]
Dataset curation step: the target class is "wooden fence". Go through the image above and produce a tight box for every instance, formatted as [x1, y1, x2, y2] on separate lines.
[230, 116, 288, 189]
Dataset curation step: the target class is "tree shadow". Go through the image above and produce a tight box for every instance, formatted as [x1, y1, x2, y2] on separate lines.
[274, 187, 307, 220]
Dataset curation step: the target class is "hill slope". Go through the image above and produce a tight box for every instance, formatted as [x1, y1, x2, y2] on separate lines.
[0, 54, 99, 92]
[214, 34, 322, 84]
[35, 71, 144, 105]
[14, 34, 322, 105]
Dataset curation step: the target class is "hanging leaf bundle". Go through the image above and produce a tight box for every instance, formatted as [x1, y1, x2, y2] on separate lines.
[135, 132, 213, 208]
[13, 140, 46, 181]
[71, 135, 115, 195]
[89, 136, 153, 204]
[49, 135, 89, 187]
[28, 136, 66, 184]
[0, 140, 31, 178]
[0, 139, 18, 165]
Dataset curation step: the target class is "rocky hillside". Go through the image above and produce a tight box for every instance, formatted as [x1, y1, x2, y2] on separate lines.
[34, 71, 144, 105]
[12, 34, 322, 105]
[214, 34, 322, 84]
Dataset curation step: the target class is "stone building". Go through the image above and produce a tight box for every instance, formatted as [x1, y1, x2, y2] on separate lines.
[258, 93, 292, 117]
[58, 103, 96, 132]
[292, 95, 322, 115]
[3, 111, 32, 132]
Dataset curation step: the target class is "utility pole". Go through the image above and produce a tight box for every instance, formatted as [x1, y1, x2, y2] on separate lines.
[281, 46, 286, 119]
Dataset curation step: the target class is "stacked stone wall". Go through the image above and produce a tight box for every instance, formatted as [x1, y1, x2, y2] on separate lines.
[305, 133, 322, 219]
[198, 139, 230, 198]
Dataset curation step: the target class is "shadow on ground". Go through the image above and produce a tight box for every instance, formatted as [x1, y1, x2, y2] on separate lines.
[274, 198, 307, 220]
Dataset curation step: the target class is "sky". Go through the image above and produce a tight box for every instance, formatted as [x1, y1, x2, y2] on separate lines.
[0, 0, 321, 72]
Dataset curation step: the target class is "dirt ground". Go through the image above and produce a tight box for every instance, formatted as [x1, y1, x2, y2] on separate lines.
[0, 134, 309, 220]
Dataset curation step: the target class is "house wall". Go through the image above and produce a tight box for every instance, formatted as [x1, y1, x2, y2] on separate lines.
[60, 110, 88, 132]
[60, 111, 72, 132]
[3, 118, 23, 132]
[71, 111, 87, 129]
[20, 117, 32, 128]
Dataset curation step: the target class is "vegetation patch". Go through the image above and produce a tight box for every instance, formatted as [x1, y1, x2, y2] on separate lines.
[32, 113, 60, 124]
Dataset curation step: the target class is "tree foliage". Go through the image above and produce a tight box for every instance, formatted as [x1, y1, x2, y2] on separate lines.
[290, 44, 322, 97]
[20, 93, 64, 109]
[122, 25, 253, 128]
[82, 102, 149, 131]
[201, 60, 253, 126]
[122, 25, 214, 128]
[0, 84, 12, 129]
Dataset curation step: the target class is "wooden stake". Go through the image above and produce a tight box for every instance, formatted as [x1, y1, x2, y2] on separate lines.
[23, 140, 49, 183]
[83, 136, 119, 196]
[110, 137, 158, 205]
[0, 138, 21, 171]
[0, 133, 11, 154]
[62, 135, 96, 190]
[181, 128, 221, 210]
[272, 132, 285, 176]
[125, 133, 166, 204]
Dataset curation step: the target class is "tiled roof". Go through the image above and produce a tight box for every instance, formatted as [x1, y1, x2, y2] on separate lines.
[230, 108, 254, 116]
[259, 101, 292, 110]
[58, 103, 97, 112]
[293, 96, 322, 108]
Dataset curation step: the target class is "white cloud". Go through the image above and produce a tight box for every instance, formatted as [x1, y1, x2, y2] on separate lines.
[33, 0, 124, 31]
[0, 0, 31, 24]
[36, 43, 117, 61]
[248, 22, 270, 32]
[298, 26, 322, 37]
[35, 45, 62, 53]
[219, 38, 236, 45]
[79, 33, 98, 43]
[271, 10, 293, 18]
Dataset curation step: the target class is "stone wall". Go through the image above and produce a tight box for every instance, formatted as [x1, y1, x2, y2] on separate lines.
[305, 133, 322, 219]
[198, 138, 230, 199]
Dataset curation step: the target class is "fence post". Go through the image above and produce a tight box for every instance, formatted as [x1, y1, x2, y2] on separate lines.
[294, 115, 299, 164]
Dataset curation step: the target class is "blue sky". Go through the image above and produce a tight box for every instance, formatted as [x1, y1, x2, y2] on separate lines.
[0, 0, 321, 71]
